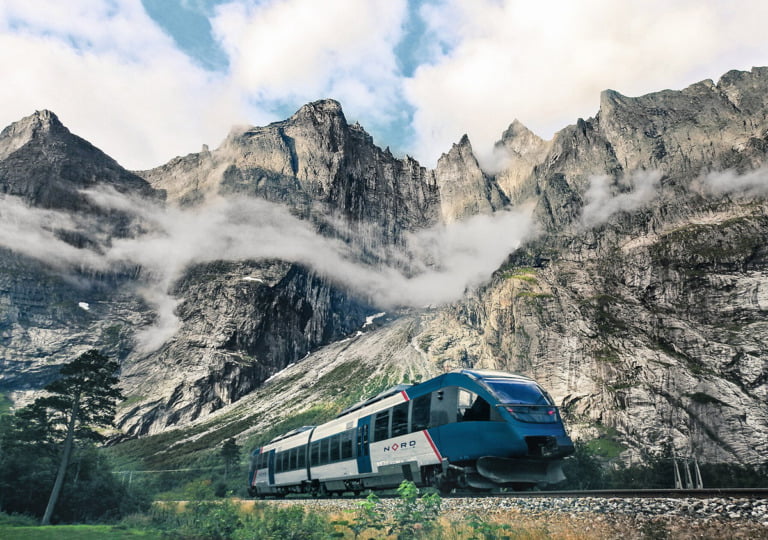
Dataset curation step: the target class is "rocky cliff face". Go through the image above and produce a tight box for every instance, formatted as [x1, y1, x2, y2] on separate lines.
[140, 99, 440, 247]
[2, 69, 768, 465]
[433, 135, 507, 222]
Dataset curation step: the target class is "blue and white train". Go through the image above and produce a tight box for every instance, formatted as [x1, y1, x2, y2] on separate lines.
[247, 369, 574, 496]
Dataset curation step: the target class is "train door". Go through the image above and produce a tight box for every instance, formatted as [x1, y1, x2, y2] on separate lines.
[356, 416, 372, 474]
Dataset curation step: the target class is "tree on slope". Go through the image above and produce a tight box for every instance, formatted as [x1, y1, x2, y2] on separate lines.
[220, 437, 241, 480]
[38, 349, 123, 525]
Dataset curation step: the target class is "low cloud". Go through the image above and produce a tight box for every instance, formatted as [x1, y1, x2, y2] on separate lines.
[700, 167, 768, 196]
[580, 170, 662, 228]
[0, 195, 107, 270]
[0, 189, 535, 352]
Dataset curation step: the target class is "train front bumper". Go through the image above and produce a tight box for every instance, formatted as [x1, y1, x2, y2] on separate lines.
[476, 456, 567, 486]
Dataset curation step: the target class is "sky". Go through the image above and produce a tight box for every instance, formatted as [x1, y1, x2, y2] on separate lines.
[1, 1, 768, 171]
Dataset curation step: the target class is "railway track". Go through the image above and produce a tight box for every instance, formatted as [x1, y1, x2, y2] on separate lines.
[249, 487, 768, 501]
[473, 488, 768, 499]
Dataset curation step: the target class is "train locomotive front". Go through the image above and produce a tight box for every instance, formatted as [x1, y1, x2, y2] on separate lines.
[248, 369, 574, 496]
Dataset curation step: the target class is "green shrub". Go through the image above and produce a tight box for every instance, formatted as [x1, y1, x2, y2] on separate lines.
[390, 481, 442, 539]
[332, 492, 387, 539]
[235, 505, 334, 540]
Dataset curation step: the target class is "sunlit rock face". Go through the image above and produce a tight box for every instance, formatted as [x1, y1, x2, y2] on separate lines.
[433, 134, 507, 223]
[2, 68, 768, 463]
[140, 99, 440, 246]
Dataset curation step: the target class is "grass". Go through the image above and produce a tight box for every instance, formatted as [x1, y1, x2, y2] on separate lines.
[585, 425, 627, 459]
[0, 524, 161, 539]
[501, 266, 538, 282]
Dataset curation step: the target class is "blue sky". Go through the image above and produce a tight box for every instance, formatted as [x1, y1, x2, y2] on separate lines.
[2, 0, 768, 170]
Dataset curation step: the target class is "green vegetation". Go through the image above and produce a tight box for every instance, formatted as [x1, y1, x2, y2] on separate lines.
[0, 350, 145, 525]
[0, 523, 161, 539]
[0, 392, 12, 415]
[558, 441, 768, 490]
[500, 266, 538, 282]
[584, 435, 626, 459]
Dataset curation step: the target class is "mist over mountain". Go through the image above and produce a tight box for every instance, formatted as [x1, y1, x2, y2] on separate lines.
[1, 67, 767, 464]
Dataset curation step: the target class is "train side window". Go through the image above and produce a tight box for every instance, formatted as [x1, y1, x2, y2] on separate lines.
[391, 402, 409, 437]
[373, 410, 390, 441]
[341, 431, 354, 460]
[320, 438, 330, 465]
[297, 446, 306, 469]
[289, 448, 298, 470]
[310, 441, 320, 466]
[330, 435, 340, 462]
[411, 394, 431, 432]
[458, 390, 491, 421]
[276, 452, 283, 473]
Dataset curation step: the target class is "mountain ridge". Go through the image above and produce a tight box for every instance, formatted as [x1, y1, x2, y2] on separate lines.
[1, 67, 768, 464]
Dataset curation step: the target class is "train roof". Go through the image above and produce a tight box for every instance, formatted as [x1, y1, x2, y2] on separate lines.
[456, 368, 534, 382]
[267, 425, 315, 444]
[335, 383, 412, 418]
[334, 369, 535, 419]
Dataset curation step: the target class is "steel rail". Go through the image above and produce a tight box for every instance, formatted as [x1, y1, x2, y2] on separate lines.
[461, 488, 768, 499]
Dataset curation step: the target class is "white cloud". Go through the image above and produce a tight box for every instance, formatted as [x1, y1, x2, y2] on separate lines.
[405, 0, 768, 169]
[1, 0, 768, 174]
[211, 0, 408, 125]
[580, 170, 662, 228]
[0, 0, 249, 170]
[701, 167, 768, 197]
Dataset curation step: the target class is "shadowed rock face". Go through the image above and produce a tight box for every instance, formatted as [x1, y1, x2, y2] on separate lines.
[2, 68, 768, 463]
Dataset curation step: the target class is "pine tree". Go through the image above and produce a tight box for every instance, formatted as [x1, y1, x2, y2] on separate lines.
[220, 437, 241, 480]
[37, 349, 124, 525]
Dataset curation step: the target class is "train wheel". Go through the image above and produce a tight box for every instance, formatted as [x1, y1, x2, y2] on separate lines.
[434, 473, 454, 496]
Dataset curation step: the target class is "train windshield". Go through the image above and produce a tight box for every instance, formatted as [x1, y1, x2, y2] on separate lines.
[485, 379, 558, 423]
[484, 379, 553, 405]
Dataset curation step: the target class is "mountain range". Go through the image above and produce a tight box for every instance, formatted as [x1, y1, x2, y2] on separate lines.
[2, 67, 768, 466]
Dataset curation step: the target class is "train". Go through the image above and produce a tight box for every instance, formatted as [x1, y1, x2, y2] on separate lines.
[247, 369, 574, 496]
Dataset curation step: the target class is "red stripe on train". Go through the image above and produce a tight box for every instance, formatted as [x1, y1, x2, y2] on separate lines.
[423, 430, 442, 461]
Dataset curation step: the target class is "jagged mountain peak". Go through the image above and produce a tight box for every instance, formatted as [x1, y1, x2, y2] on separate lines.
[0, 109, 69, 161]
[497, 118, 547, 159]
[501, 118, 538, 141]
[0, 110, 158, 209]
[4, 109, 66, 134]
[435, 133, 507, 222]
[440, 134, 474, 162]
[289, 98, 346, 125]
